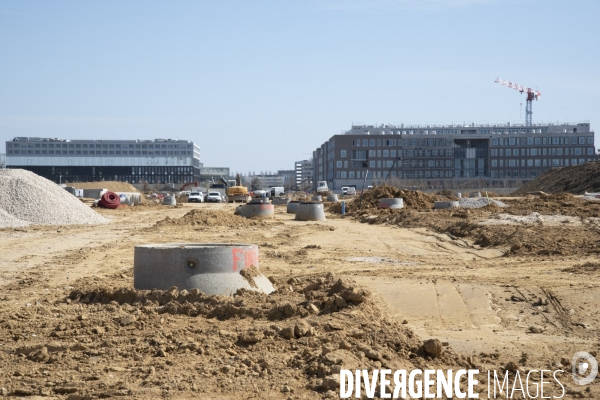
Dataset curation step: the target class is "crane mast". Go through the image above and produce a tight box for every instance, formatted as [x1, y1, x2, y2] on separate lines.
[495, 78, 541, 126]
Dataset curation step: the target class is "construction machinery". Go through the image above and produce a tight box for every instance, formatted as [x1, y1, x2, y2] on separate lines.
[495, 78, 541, 126]
[226, 174, 250, 203]
[180, 181, 199, 192]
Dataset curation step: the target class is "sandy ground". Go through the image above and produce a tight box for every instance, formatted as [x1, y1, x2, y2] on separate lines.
[0, 201, 598, 399]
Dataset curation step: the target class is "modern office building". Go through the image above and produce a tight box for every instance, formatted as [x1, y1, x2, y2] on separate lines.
[0, 154, 6, 169]
[312, 121, 597, 190]
[295, 159, 313, 188]
[5, 137, 201, 184]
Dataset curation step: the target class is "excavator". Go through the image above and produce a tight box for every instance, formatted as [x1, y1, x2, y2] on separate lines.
[180, 180, 199, 191]
[225, 174, 250, 203]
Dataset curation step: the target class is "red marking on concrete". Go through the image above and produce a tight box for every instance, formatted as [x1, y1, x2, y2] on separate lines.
[232, 248, 243, 271]
[244, 248, 259, 268]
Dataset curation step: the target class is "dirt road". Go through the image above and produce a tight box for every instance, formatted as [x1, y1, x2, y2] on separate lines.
[0, 202, 597, 398]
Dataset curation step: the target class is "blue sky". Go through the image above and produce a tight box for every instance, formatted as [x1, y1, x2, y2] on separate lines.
[1, 0, 598, 174]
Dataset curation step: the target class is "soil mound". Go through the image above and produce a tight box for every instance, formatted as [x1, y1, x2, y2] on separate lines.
[0, 272, 485, 398]
[514, 162, 600, 195]
[154, 209, 268, 228]
[69, 181, 140, 193]
[329, 185, 438, 214]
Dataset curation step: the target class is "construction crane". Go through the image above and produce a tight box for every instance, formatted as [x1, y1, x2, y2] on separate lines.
[495, 78, 541, 126]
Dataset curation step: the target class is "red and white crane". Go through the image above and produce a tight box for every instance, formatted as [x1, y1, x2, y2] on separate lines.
[495, 78, 541, 126]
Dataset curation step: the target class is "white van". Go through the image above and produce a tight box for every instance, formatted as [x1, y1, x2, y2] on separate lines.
[269, 187, 285, 197]
[341, 187, 356, 195]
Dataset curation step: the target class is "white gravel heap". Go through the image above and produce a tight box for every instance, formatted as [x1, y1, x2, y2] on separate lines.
[0, 169, 108, 228]
[458, 197, 508, 209]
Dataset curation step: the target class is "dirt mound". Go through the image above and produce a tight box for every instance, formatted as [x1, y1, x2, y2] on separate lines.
[0, 272, 479, 398]
[502, 193, 600, 219]
[69, 181, 140, 193]
[562, 262, 600, 274]
[154, 209, 268, 228]
[329, 185, 438, 214]
[348, 202, 600, 257]
[514, 162, 600, 195]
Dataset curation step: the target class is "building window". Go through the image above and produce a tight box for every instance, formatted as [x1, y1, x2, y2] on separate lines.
[369, 160, 375, 168]
[383, 150, 389, 157]
[509, 138, 516, 145]
[579, 136, 585, 144]
[491, 160, 497, 167]
[377, 150, 381, 157]
[362, 139, 368, 146]
[587, 136, 594, 145]
[377, 161, 382, 168]
[527, 159, 533, 166]
[369, 139, 375, 146]
[535, 159, 541, 166]
[587, 148, 594, 155]
[336, 161, 342, 168]
[508, 159, 516, 167]
[349, 171, 355, 178]
[506, 149, 512, 156]
[574, 148, 582, 155]
[341, 150, 347, 157]
[535, 137, 541, 145]
[341, 171, 347, 178]
[344, 160, 348, 168]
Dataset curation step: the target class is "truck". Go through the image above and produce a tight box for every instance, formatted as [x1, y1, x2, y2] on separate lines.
[316, 181, 330, 196]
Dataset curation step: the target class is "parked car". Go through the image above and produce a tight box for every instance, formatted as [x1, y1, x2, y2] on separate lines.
[341, 186, 356, 195]
[188, 191, 204, 203]
[206, 191, 224, 203]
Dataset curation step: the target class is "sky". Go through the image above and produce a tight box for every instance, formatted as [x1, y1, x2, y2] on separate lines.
[1, 0, 599, 175]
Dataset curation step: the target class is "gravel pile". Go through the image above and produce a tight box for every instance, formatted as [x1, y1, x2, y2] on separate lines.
[0, 208, 30, 228]
[0, 169, 108, 228]
[458, 197, 508, 209]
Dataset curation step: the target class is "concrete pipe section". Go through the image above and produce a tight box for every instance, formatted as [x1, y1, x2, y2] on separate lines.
[287, 201, 300, 214]
[240, 203, 274, 219]
[295, 202, 326, 221]
[378, 198, 404, 209]
[234, 205, 242, 215]
[326, 194, 339, 202]
[433, 200, 460, 209]
[163, 195, 177, 206]
[134, 243, 275, 295]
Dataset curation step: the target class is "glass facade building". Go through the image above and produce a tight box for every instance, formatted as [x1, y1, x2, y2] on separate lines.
[312, 122, 597, 189]
[5, 137, 201, 184]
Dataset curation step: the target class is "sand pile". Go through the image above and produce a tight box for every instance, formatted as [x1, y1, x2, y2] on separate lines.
[69, 181, 140, 193]
[329, 185, 438, 214]
[0, 169, 108, 228]
[154, 209, 269, 229]
[514, 162, 600, 195]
